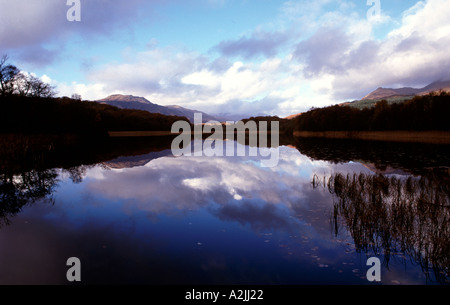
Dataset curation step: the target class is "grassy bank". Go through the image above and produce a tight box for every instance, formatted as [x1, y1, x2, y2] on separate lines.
[293, 130, 450, 144]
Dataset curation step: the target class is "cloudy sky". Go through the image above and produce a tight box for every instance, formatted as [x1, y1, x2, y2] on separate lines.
[1, 0, 449, 118]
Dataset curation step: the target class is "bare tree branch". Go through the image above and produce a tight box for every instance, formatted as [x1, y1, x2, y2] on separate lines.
[0, 54, 20, 96]
[0, 54, 57, 98]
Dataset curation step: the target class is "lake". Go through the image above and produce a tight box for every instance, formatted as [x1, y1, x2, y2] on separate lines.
[0, 135, 449, 285]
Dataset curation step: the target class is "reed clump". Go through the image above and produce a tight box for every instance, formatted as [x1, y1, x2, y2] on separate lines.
[314, 172, 450, 283]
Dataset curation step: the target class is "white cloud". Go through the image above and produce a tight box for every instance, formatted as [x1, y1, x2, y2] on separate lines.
[83, 47, 308, 116]
[16, 73, 109, 100]
[55, 80, 110, 100]
[29, 0, 450, 117]
[182, 177, 215, 192]
[290, 0, 450, 100]
[181, 69, 221, 89]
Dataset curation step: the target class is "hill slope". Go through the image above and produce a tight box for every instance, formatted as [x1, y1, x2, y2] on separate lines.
[166, 104, 218, 122]
[97, 94, 217, 123]
[0, 95, 188, 135]
[363, 80, 450, 100]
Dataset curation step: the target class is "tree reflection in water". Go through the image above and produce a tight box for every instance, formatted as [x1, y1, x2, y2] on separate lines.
[0, 163, 96, 227]
[313, 171, 450, 283]
[0, 170, 60, 227]
[0, 134, 173, 228]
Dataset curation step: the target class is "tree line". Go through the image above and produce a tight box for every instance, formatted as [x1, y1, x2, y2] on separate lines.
[0, 95, 188, 135]
[292, 91, 450, 132]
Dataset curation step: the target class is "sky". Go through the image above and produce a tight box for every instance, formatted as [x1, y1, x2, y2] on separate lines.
[1, 0, 450, 118]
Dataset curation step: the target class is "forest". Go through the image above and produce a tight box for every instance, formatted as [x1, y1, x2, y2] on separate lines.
[292, 91, 450, 132]
[0, 94, 189, 135]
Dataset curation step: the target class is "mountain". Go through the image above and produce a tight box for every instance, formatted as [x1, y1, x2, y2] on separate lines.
[362, 80, 450, 100]
[284, 113, 303, 120]
[421, 80, 450, 93]
[214, 113, 261, 122]
[96, 94, 218, 123]
[165, 105, 218, 123]
[103, 150, 173, 169]
[284, 80, 450, 119]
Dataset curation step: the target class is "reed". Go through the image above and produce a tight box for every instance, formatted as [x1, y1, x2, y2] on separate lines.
[314, 172, 450, 283]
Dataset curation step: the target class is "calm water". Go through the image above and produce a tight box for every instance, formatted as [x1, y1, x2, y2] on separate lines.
[0, 137, 449, 285]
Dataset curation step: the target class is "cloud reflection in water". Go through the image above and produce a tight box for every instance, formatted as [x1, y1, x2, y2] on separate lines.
[1, 143, 431, 284]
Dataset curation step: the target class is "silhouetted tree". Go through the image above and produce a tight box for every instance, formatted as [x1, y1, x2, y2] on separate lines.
[1, 55, 56, 98]
[71, 93, 82, 100]
[0, 55, 20, 96]
[14, 72, 34, 96]
[23, 74, 56, 98]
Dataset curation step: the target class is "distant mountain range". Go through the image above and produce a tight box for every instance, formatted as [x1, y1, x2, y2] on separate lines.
[96, 94, 218, 123]
[284, 80, 450, 119]
[362, 80, 450, 100]
[97, 80, 450, 123]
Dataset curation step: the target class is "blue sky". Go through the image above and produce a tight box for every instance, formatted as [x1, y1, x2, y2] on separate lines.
[1, 0, 449, 118]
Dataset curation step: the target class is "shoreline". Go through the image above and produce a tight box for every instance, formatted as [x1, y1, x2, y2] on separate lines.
[293, 130, 450, 144]
[3, 130, 450, 145]
[108, 131, 177, 137]
[108, 130, 281, 137]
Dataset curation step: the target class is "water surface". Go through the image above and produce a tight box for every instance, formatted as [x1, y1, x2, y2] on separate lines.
[0, 137, 448, 285]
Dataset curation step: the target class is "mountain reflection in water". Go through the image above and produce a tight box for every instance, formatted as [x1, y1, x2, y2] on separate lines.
[0, 134, 448, 284]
